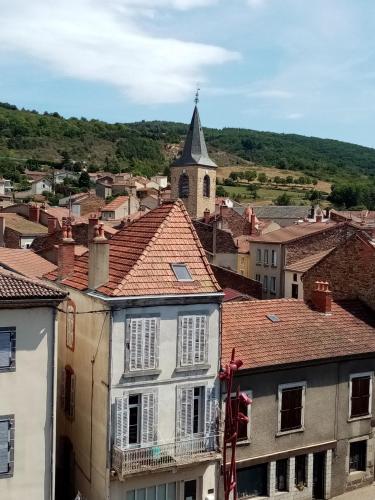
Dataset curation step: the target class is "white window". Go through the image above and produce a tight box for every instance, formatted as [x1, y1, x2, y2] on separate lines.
[270, 277, 276, 294]
[0, 328, 15, 370]
[256, 249, 262, 264]
[264, 249, 269, 265]
[126, 317, 159, 371]
[271, 250, 277, 266]
[127, 483, 177, 500]
[263, 275, 268, 292]
[115, 390, 158, 449]
[0, 418, 12, 476]
[278, 382, 306, 434]
[178, 314, 208, 367]
[176, 385, 217, 441]
[349, 373, 373, 420]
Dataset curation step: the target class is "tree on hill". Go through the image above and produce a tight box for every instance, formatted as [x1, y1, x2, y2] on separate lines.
[78, 170, 90, 189]
[257, 172, 267, 183]
[275, 193, 292, 206]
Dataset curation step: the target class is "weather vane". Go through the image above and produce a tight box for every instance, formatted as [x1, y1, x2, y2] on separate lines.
[194, 85, 200, 105]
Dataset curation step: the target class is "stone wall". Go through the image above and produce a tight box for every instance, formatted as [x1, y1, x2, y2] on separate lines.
[303, 234, 375, 309]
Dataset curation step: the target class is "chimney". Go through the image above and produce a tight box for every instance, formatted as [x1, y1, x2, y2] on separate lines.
[204, 208, 210, 224]
[47, 216, 57, 234]
[250, 213, 257, 235]
[57, 225, 75, 279]
[220, 202, 228, 218]
[309, 206, 315, 219]
[29, 204, 40, 223]
[88, 223, 109, 290]
[325, 207, 331, 219]
[316, 214, 323, 223]
[0, 216, 5, 247]
[88, 214, 99, 242]
[312, 281, 332, 314]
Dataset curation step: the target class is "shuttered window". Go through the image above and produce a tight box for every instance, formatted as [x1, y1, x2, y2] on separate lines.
[279, 384, 305, 432]
[178, 315, 208, 367]
[0, 328, 15, 370]
[0, 420, 9, 474]
[350, 374, 372, 418]
[127, 318, 159, 371]
[176, 385, 217, 441]
[115, 391, 158, 450]
[61, 366, 76, 420]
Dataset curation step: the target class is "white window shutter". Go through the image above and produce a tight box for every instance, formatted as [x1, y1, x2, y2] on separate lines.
[0, 420, 9, 474]
[129, 319, 143, 370]
[141, 391, 158, 445]
[194, 316, 207, 364]
[176, 386, 194, 439]
[60, 367, 66, 411]
[69, 373, 76, 419]
[144, 319, 158, 370]
[0, 331, 11, 368]
[205, 385, 218, 437]
[129, 318, 158, 371]
[115, 394, 129, 449]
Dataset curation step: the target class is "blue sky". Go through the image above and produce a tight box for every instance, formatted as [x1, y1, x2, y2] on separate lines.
[1, 0, 375, 147]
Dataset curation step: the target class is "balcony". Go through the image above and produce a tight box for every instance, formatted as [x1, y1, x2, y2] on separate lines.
[112, 434, 219, 477]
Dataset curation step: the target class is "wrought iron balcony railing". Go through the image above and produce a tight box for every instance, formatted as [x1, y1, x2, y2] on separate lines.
[112, 434, 219, 476]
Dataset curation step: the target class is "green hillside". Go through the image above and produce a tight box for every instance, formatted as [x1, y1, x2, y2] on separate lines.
[1, 101, 375, 208]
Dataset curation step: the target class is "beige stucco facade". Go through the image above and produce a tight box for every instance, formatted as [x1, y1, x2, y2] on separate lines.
[249, 242, 282, 298]
[284, 269, 304, 299]
[170, 165, 216, 219]
[0, 306, 57, 500]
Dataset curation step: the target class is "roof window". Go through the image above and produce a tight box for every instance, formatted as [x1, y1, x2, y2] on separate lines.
[171, 263, 193, 282]
[266, 313, 280, 323]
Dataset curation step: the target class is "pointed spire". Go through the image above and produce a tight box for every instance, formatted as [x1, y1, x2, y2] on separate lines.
[173, 99, 217, 169]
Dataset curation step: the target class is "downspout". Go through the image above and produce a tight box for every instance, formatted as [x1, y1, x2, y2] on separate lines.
[51, 306, 58, 500]
[105, 309, 114, 500]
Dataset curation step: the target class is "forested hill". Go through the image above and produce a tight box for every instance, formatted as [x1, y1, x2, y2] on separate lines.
[1, 102, 375, 185]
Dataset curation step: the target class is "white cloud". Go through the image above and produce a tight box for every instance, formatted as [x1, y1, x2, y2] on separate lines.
[0, 0, 238, 104]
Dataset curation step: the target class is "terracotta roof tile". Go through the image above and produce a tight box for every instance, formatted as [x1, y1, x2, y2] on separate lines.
[0, 268, 66, 300]
[47, 200, 221, 297]
[101, 196, 129, 211]
[284, 248, 335, 273]
[0, 248, 57, 278]
[222, 299, 375, 369]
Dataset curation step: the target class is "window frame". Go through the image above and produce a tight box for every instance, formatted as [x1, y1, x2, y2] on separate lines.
[263, 249, 269, 265]
[178, 173, 189, 199]
[271, 249, 277, 267]
[0, 415, 14, 479]
[177, 312, 209, 370]
[263, 275, 268, 292]
[65, 300, 76, 352]
[277, 382, 306, 435]
[255, 274, 261, 282]
[349, 439, 367, 473]
[256, 249, 262, 265]
[349, 372, 373, 421]
[270, 276, 276, 295]
[228, 390, 252, 444]
[0, 327, 16, 373]
[62, 365, 76, 420]
[125, 315, 160, 374]
[203, 174, 210, 198]
[171, 263, 193, 282]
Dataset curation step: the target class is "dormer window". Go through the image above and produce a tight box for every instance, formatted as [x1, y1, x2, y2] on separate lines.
[171, 263, 193, 281]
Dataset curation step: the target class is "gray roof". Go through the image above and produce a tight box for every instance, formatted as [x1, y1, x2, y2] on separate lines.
[252, 205, 310, 220]
[173, 106, 217, 168]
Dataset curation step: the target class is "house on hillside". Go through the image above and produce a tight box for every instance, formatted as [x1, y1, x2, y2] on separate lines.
[0, 269, 66, 500]
[46, 200, 222, 500]
[0, 212, 48, 248]
[100, 195, 140, 222]
[222, 285, 375, 499]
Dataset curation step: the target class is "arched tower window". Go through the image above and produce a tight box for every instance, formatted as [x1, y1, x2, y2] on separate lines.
[179, 173, 189, 198]
[203, 175, 210, 198]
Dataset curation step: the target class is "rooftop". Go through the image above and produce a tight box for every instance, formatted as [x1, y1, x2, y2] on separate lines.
[0, 268, 66, 301]
[0, 213, 48, 235]
[47, 200, 221, 297]
[222, 299, 375, 370]
[193, 220, 238, 254]
[250, 221, 338, 244]
[101, 196, 129, 211]
[284, 248, 335, 273]
[252, 205, 311, 220]
[0, 248, 57, 278]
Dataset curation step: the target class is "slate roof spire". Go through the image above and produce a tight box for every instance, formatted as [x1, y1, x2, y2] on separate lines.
[173, 97, 217, 169]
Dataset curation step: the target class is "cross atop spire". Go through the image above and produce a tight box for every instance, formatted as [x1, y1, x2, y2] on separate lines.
[194, 86, 200, 106]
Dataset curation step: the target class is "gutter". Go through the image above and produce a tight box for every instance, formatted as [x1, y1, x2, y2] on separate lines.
[87, 291, 224, 302]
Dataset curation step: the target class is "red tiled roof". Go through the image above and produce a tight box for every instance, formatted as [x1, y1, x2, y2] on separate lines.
[47, 200, 221, 297]
[0, 268, 66, 300]
[0, 248, 57, 278]
[250, 221, 338, 244]
[284, 248, 335, 273]
[101, 196, 129, 211]
[222, 299, 375, 369]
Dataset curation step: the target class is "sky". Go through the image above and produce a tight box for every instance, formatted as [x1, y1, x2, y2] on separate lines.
[1, 0, 375, 147]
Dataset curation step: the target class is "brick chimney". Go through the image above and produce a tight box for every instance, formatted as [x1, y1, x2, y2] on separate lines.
[88, 223, 109, 290]
[57, 224, 75, 279]
[47, 216, 57, 234]
[312, 281, 332, 314]
[220, 202, 228, 218]
[29, 204, 40, 223]
[316, 214, 323, 223]
[204, 208, 210, 224]
[88, 213, 99, 243]
[250, 213, 257, 235]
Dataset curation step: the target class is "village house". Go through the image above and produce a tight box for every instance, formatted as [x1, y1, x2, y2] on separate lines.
[0, 211, 48, 248]
[46, 200, 222, 500]
[100, 195, 140, 222]
[222, 285, 375, 499]
[0, 269, 66, 500]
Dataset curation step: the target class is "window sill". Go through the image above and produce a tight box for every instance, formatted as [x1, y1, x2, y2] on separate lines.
[175, 364, 211, 373]
[271, 264, 277, 268]
[276, 427, 304, 437]
[256, 262, 262, 266]
[263, 263, 269, 267]
[0, 366, 15, 373]
[123, 369, 162, 379]
[236, 439, 251, 447]
[348, 415, 372, 422]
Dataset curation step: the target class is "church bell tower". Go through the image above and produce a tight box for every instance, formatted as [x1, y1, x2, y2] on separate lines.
[170, 92, 217, 220]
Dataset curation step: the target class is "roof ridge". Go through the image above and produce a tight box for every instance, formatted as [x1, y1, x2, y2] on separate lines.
[0, 267, 65, 294]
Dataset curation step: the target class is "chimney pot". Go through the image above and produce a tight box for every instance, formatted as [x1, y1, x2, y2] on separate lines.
[88, 223, 109, 290]
[312, 280, 332, 313]
[47, 216, 57, 234]
[57, 223, 75, 279]
[88, 213, 99, 242]
[204, 208, 210, 224]
[29, 204, 40, 223]
[316, 214, 323, 223]
[219, 202, 228, 218]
